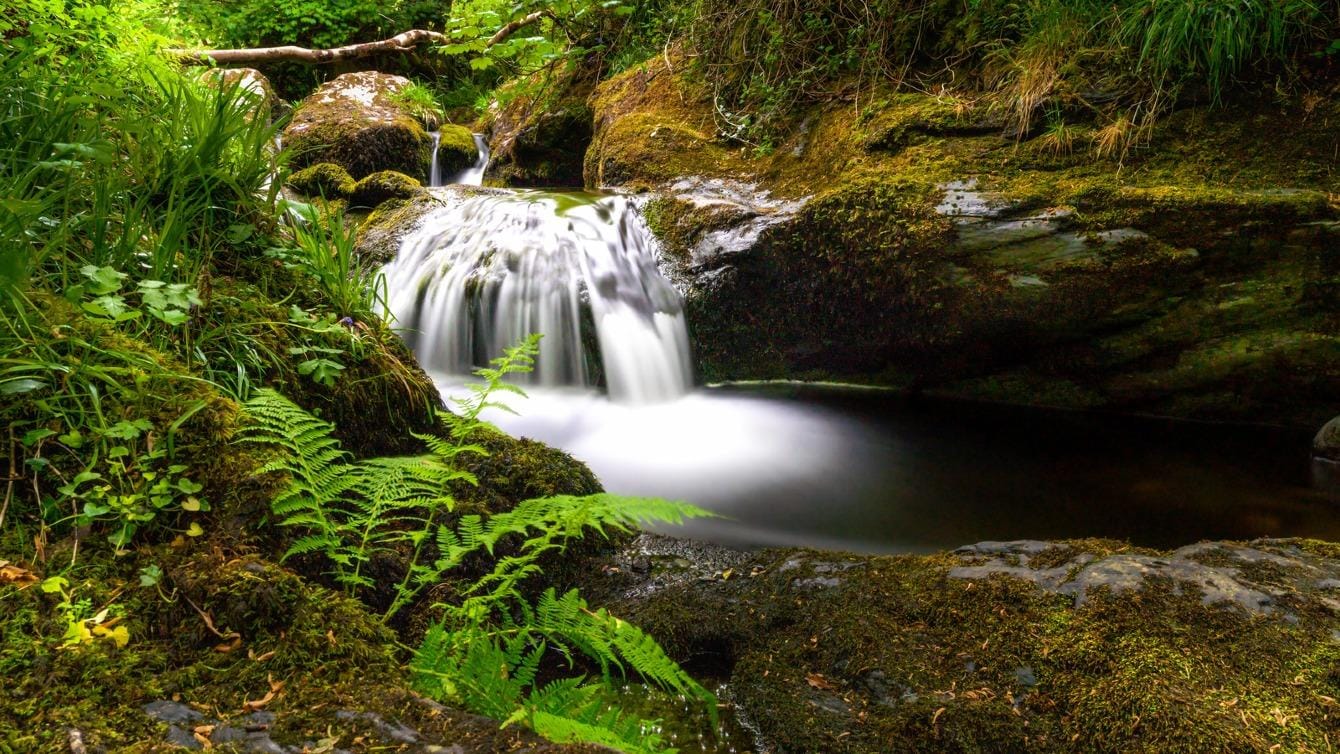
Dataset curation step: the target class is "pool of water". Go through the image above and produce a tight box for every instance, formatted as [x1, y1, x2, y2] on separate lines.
[442, 377, 1340, 554]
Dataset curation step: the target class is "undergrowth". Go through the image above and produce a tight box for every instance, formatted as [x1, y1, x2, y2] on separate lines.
[690, 0, 1339, 140]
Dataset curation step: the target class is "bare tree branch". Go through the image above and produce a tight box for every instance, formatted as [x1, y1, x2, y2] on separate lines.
[168, 29, 448, 66]
[169, 13, 556, 67]
[487, 11, 553, 46]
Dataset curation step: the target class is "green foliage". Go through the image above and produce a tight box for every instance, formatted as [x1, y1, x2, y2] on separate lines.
[237, 336, 540, 614]
[410, 489, 716, 752]
[176, 0, 437, 51]
[388, 81, 447, 128]
[273, 201, 389, 323]
[690, 0, 1337, 139]
[1, 1, 313, 559]
[241, 336, 716, 749]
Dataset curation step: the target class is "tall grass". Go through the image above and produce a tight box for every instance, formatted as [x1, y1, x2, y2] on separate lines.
[689, 0, 1335, 138]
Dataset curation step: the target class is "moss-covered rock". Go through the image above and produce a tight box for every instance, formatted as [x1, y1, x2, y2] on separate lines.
[286, 161, 356, 198]
[349, 169, 423, 208]
[352, 189, 450, 266]
[202, 67, 284, 122]
[485, 68, 595, 187]
[588, 55, 1340, 426]
[582, 535, 1340, 753]
[434, 123, 479, 180]
[283, 71, 434, 181]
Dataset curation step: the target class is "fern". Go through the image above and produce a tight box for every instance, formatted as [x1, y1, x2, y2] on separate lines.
[413, 490, 716, 753]
[241, 336, 718, 751]
[237, 388, 458, 601]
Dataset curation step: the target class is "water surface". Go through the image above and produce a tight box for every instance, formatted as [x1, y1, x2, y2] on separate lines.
[446, 379, 1340, 553]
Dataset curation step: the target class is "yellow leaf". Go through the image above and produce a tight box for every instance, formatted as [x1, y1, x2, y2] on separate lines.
[92, 624, 130, 649]
[186, 522, 204, 537]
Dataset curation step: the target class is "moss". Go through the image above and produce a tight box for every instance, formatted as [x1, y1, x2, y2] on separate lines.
[349, 170, 423, 208]
[353, 190, 446, 266]
[454, 427, 602, 517]
[435, 123, 479, 177]
[283, 72, 434, 181]
[286, 161, 356, 198]
[589, 53, 1340, 424]
[587, 539, 1340, 753]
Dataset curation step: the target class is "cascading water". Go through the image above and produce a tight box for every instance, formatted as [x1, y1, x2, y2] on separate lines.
[383, 189, 693, 404]
[427, 133, 491, 188]
[428, 131, 442, 187]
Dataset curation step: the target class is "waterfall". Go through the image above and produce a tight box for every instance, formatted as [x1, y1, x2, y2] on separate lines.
[428, 133, 490, 188]
[428, 131, 442, 187]
[383, 189, 693, 404]
[445, 134, 490, 187]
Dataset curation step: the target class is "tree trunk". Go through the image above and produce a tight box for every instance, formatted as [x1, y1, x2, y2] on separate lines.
[169, 15, 552, 66]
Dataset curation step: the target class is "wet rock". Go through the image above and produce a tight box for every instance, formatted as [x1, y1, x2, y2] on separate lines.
[484, 69, 594, 187]
[353, 189, 453, 266]
[1314, 416, 1340, 462]
[591, 60, 1340, 425]
[284, 72, 435, 181]
[950, 540, 1340, 615]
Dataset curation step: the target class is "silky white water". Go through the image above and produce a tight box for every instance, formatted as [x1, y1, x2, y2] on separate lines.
[428, 132, 491, 187]
[384, 189, 692, 403]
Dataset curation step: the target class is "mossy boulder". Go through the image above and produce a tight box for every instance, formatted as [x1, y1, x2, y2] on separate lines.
[485, 69, 595, 187]
[1315, 416, 1340, 462]
[349, 169, 424, 208]
[435, 123, 479, 180]
[352, 188, 451, 266]
[283, 71, 434, 181]
[592, 56, 1340, 426]
[286, 161, 356, 198]
[582, 535, 1340, 753]
[203, 67, 284, 122]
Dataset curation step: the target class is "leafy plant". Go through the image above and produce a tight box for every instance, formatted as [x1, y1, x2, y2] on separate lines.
[39, 576, 131, 650]
[279, 201, 389, 324]
[240, 336, 716, 749]
[237, 335, 540, 611]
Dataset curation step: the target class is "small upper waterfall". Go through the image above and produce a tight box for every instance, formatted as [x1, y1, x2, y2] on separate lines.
[383, 189, 693, 404]
[427, 133, 491, 188]
[428, 131, 442, 187]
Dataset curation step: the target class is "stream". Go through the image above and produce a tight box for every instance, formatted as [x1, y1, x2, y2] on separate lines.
[384, 179, 1340, 555]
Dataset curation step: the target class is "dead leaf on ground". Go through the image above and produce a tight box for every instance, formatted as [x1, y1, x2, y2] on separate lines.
[242, 675, 285, 712]
[214, 636, 243, 653]
[192, 724, 215, 748]
[0, 561, 38, 587]
[806, 673, 834, 691]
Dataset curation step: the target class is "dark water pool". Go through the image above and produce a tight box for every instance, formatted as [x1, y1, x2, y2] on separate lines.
[455, 378, 1340, 554]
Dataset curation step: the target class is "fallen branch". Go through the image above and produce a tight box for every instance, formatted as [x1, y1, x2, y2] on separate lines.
[168, 29, 448, 66]
[168, 13, 555, 66]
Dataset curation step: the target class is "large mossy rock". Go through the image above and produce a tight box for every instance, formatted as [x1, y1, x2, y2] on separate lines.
[484, 69, 596, 187]
[284, 71, 434, 181]
[582, 535, 1340, 753]
[588, 58, 1340, 426]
